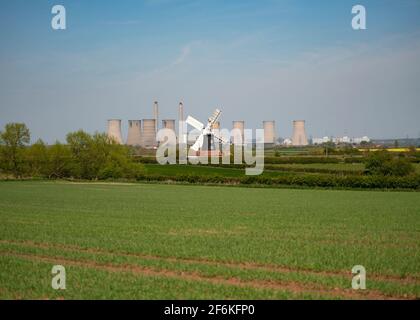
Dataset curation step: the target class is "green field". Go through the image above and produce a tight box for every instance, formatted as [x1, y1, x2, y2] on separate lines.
[0, 181, 419, 299]
[269, 163, 420, 173]
[144, 163, 420, 176]
[268, 163, 365, 172]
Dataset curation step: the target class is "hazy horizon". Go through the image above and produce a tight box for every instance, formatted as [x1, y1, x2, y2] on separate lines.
[1, 0, 420, 144]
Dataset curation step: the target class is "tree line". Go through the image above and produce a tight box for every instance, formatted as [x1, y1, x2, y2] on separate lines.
[0, 123, 144, 179]
[0, 122, 417, 182]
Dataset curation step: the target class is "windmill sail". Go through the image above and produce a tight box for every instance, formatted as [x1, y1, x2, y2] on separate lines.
[208, 109, 221, 126]
[186, 108, 227, 153]
[186, 116, 204, 131]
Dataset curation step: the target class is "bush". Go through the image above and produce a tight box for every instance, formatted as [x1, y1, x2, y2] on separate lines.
[365, 152, 415, 177]
[344, 157, 366, 163]
[99, 150, 144, 180]
[133, 156, 159, 164]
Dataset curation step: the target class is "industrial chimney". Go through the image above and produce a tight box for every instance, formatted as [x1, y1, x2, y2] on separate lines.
[178, 102, 184, 123]
[292, 120, 308, 146]
[107, 119, 123, 144]
[126, 120, 142, 146]
[153, 101, 159, 132]
[263, 121, 276, 145]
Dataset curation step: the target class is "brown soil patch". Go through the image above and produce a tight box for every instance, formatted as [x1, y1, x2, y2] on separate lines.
[1, 239, 418, 290]
[1, 251, 407, 300]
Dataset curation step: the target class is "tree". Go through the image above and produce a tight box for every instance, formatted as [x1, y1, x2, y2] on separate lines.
[25, 139, 48, 176]
[66, 130, 143, 180]
[66, 130, 96, 178]
[0, 123, 30, 177]
[322, 142, 335, 156]
[46, 141, 72, 178]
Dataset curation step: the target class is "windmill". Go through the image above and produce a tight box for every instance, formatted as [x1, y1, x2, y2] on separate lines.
[186, 109, 228, 154]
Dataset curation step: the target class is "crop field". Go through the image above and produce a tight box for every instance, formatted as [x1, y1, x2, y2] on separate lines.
[269, 163, 420, 173]
[0, 181, 419, 299]
[144, 163, 420, 176]
[266, 163, 366, 173]
[144, 164, 248, 177]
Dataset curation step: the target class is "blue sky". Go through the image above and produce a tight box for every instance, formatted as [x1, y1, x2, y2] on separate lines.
[1, 0, 420, 142]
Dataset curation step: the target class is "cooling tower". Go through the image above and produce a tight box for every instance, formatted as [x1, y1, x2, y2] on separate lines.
[291, 120, 308, 146]
[232, 121, 245, 144]
[162, 119, 176, 131]
[178, 102, 184, 123]
[153, 101, 159, 132]
[107, 119, 123, 144]
[263, 121, 276, 144]
[142, 119, 157, 148]
[126, 120, 142, 146]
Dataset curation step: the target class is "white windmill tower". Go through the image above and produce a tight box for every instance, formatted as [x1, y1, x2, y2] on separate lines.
[186, 109, 228, 155]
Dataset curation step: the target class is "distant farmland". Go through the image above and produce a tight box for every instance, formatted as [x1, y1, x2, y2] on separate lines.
[0, 181, 419, 299]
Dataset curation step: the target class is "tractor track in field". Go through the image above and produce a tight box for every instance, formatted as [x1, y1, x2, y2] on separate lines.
[0, 250, 410, 300]
[0, 239, 418, 287]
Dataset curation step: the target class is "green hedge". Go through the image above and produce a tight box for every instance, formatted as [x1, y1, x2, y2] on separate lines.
[132, 156, 158, 164]
[344, 157, 366, 164]
[263, 165, 363, 175]
[134, 173, 420, 190]
[134, 156, 346, 165]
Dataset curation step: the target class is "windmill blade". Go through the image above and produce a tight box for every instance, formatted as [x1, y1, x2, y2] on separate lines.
[208, 109, 221, 126]
[186, 116, 204, 131]
[213, 133, 228, 144]
[190, 134, 204, 151]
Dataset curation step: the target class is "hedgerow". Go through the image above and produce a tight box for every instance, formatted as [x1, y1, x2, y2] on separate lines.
[133, 173, 420, 190]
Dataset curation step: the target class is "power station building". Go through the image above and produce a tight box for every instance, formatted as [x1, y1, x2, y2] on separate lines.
[162, 119, 176, 131]
[107, 102, 319, 149]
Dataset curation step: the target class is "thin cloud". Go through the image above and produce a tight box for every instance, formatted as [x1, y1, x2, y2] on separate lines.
[172, 44, 192, 65]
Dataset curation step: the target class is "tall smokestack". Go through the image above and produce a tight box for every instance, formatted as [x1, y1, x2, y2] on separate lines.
[292, 120, 308, 146]
[153, 101, 159, 132]
[178, 102, 184, 123]
[178, 102, 187, 144]
[107, 119, 123, 144]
